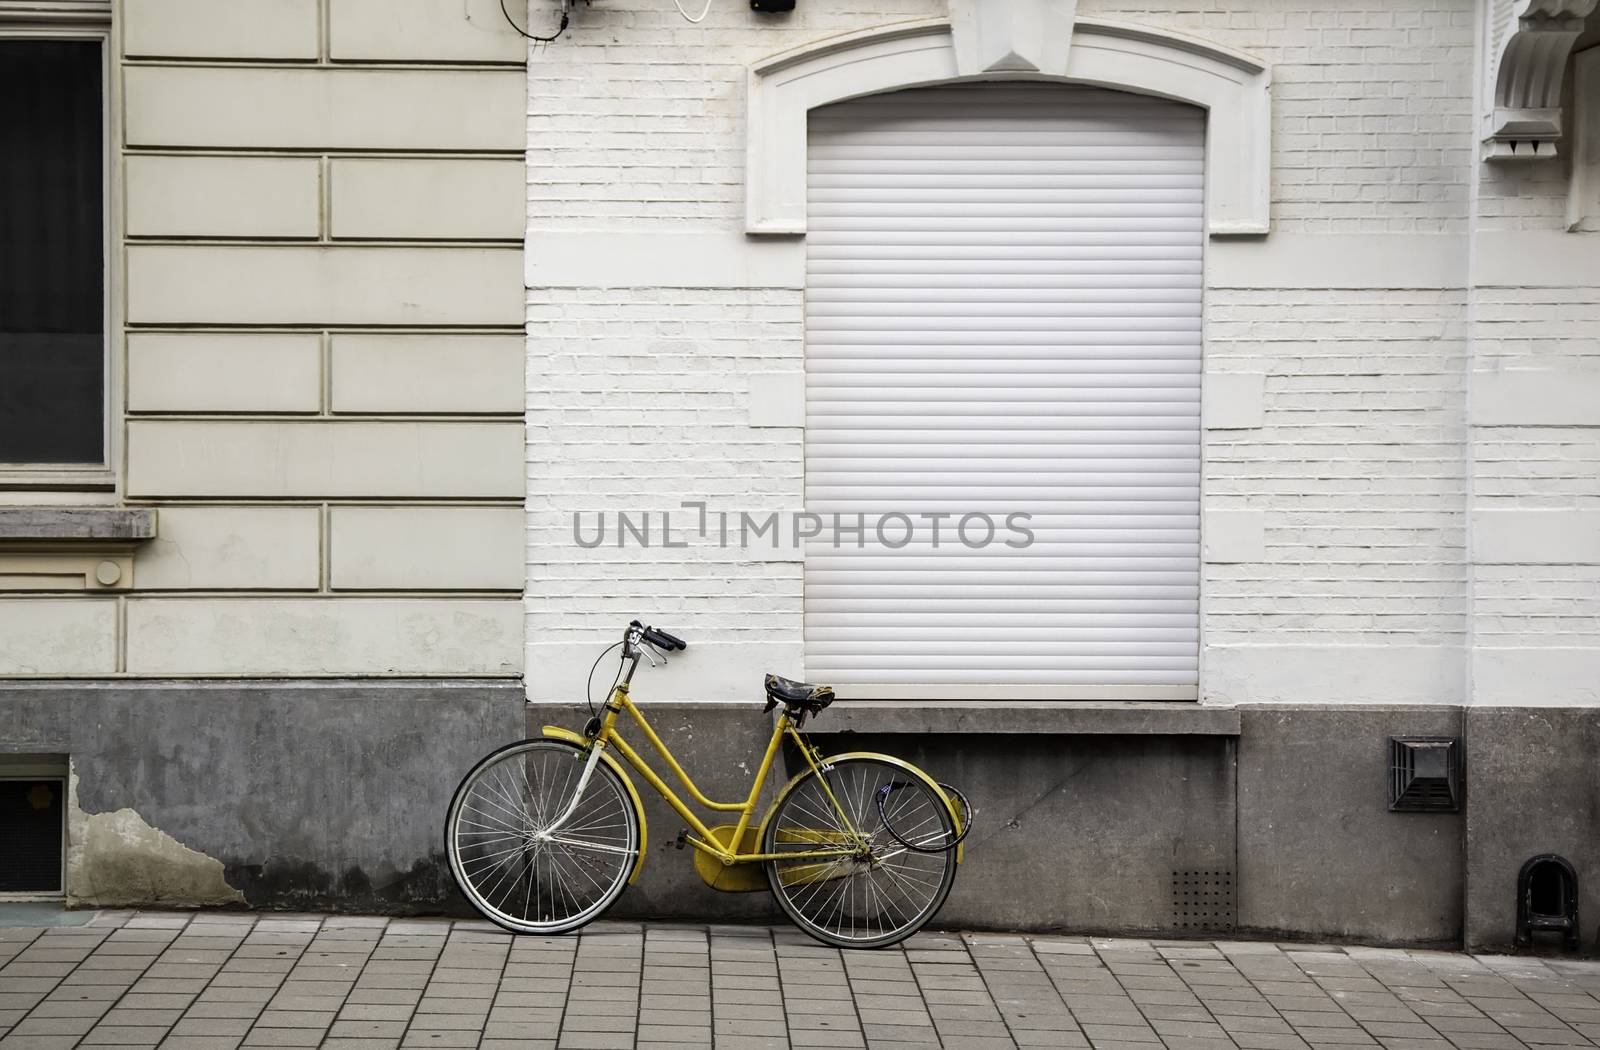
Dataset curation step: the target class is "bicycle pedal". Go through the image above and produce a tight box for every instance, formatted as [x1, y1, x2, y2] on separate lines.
[674, 829, 688, 850]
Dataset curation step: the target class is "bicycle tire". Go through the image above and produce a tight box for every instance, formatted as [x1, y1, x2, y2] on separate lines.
[763, 755, 958, 949]
[445, 737, 639, 935]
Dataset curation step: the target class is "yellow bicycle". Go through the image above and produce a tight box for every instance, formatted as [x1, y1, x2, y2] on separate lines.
[445, 620, 970, 948]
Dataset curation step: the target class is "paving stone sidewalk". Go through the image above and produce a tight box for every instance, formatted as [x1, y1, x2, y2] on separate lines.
[2, 913, 1599, 1050]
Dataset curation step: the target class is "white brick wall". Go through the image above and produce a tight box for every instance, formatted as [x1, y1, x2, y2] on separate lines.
[1468, 274, 1600, 702]
[524, 0, 1599, 706]
[1203, 288, 1468, 651]
[1092, 1, 1476, 233]
[526, 286, 805, 697]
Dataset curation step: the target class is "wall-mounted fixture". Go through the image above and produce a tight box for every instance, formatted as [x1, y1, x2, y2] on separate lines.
[750, 0, 795, 10]
[1387, 737, 1462, 812]
[1516, 854, 1581, 950]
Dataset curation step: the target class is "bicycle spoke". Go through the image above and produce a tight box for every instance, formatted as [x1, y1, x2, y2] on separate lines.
[545, 835, 635, 855]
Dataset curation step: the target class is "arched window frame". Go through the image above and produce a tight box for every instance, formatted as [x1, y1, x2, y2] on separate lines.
[745, 16, 1272, 238]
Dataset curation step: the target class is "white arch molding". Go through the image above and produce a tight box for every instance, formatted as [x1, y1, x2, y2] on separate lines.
[744, 17, 1272, 237]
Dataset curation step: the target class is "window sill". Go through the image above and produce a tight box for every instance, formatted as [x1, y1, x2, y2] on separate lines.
[0, 507, 155, 542]
[0, 508, 156, 591]
[805, 701, 1240, 737]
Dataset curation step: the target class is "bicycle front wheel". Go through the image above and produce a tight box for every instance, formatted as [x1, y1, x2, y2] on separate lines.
[445, 738, 639, 935]
[763, 756, 958, 948]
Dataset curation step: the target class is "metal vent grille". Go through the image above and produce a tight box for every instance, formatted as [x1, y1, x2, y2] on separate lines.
[0, 778, 65, 893]
[1388, 737, 1461, 813]
[1171, 869, 1235, 932]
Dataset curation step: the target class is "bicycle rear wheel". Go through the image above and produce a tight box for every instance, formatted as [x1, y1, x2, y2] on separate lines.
[763, 756, 958, 948]
[445, 738, 639, 934]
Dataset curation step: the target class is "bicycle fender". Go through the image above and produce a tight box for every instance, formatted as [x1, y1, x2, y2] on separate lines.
[540, 726, 649, 884]
[755, 750, 964, 864]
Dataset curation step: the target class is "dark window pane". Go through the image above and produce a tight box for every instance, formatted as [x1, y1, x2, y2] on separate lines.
[0, 40, 105, 465]
[0, 779, 65, 893]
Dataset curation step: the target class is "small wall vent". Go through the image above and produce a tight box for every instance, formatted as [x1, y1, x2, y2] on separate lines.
[1171, 869, 1235, 933]
[1388, 737, 1461, 812]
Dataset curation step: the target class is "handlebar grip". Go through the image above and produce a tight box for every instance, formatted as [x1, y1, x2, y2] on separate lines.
[644, 627, 687, 651]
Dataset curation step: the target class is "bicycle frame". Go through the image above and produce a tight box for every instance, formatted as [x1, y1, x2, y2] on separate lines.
[546, 682, 867, 869]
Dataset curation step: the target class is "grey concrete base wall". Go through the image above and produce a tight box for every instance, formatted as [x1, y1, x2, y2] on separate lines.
[1236, 706, 1465, 948]
[528, 702, 784, 924]
[0, 680, 523, 912]
[1465, 707, 1600, 954]
[10, 689, 1593, 953]
[529, 702, 1583, 952]
[820, 731, 1238, 936]
[531, 702, 1239, 937]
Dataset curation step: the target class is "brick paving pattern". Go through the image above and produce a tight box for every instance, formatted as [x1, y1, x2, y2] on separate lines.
[2, 914, 1599, 1050]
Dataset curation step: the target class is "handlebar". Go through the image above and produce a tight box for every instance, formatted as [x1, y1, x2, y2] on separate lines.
[644, 626, 686, 651]
[626, 619, 687, 656]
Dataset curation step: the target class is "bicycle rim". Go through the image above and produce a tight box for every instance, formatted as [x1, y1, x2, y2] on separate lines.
[764, 757, 957, 948]
[446, 739, 638, 934]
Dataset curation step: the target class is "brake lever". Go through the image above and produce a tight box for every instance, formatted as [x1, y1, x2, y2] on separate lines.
[639, 641, 666, 667]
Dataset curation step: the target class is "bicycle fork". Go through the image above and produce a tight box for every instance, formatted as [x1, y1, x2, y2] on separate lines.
[536, 741, 607, 840]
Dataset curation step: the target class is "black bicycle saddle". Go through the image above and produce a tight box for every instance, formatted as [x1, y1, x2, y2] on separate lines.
[763, 674, 836, 715]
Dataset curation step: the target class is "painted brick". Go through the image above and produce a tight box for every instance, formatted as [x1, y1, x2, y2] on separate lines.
[1201, 289, 1468, 651]
[1474, 567, 1600, 648]
[514, 0, 1591, 708]
[521, 0, 1489, 708]
[1474, 430, 1600, 508]
[524, 0, 1475, 236]
[525, 288, 804, 649]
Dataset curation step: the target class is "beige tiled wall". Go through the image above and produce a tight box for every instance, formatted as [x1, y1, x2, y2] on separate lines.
[0, 0, 529, 678]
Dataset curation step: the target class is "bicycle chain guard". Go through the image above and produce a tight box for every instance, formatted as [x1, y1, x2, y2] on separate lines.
[690, 825, 766, 893]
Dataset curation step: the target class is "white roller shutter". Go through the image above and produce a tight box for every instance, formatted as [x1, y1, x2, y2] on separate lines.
[804, 83, 1204, 700]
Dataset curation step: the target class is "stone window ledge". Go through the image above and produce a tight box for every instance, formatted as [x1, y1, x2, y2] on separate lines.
[807, 701, 1240, 737]
[0, 508, 156, 591]
[0, 507, 156, 542]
